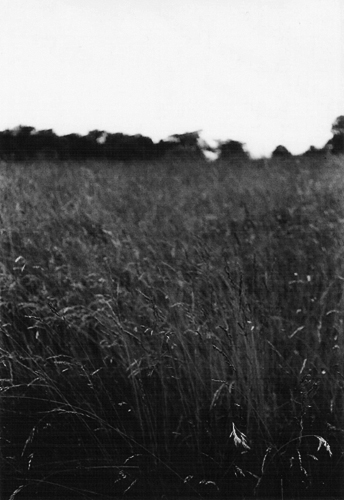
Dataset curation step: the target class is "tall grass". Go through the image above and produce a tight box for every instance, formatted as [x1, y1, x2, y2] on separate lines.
[1, 156, 343, 498]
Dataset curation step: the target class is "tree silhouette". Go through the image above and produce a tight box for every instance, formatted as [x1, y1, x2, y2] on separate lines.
[303, 145, 327, 157]
[84, 130, 106, 158]
[169, 131, 201, 148]
[162, 131, 206, 159]
[59, 133, 89, 160]
[1, 116, 343, 162]
[103, 133, 155, 161]
[331, 116, 344, 136]
[217, 139, 248, 160]
[272, 145, 292, 158]
[329, 116, 344, 154]
[34, 129, 58, 159]
[11, 126, 36, 160]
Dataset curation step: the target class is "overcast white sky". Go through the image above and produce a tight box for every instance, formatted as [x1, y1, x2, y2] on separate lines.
[0, 0, 343, 157]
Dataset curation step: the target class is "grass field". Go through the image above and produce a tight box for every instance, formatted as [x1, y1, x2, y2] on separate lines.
[1, 155, 344, 499]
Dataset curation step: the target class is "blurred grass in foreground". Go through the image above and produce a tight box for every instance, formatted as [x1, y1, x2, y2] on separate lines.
[1, 155, 343, 498]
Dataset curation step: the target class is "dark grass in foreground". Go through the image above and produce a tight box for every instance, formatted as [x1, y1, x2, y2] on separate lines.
[1, 156, 344, 499]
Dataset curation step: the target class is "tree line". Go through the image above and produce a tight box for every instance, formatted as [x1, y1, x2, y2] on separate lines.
[272, 115, 344, 158]
[0, 116, 343, 162]
[0, 127, 222, 162]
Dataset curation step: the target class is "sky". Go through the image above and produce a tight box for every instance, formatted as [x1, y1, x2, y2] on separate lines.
[0, 0, 343, 158]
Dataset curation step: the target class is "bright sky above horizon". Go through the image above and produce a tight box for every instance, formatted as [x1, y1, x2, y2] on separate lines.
[0, 0, 343, 158]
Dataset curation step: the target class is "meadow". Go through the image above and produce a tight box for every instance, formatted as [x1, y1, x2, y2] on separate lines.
[1, 155, 344, 499]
